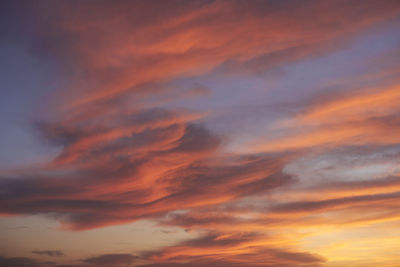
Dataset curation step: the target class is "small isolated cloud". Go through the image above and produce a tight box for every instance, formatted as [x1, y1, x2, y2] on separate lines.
[32, 250, 64, 257]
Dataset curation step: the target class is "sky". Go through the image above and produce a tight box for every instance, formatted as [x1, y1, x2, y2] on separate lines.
[1, 0, 400, 266]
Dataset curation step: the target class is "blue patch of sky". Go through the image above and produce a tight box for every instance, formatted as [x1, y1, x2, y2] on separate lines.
[0, 42, 62, 169]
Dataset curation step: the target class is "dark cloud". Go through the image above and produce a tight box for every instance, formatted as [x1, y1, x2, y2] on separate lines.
[268, 249, 325, 264]
[32, 250, 64, 257]
[83, 253, 138, 266]
[0, 256, 43, 267]
[183, 231, 259, 248]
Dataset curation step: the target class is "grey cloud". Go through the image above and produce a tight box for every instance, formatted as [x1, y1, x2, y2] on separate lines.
[32, 250, 64, 257]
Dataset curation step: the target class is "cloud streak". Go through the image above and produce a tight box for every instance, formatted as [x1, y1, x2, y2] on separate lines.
[0, 107, 293, 230]
[32, 251, 64, 257]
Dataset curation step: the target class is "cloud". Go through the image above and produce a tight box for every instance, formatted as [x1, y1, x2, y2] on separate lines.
[270, 191, 400, 215]
[0, 256, 43, 267]
[32, 250, 64, 257]
[0, 253, 138, 267]
[83, 253, 138, 266]
[136, 260, 321, 267]
[8, 0, 396, 112]
[141, 230, 325, 266]
[0, 107, 293, 230]
[2, 1, 400, 266]
[305, 175, 400, 197]
[248, 83, 400, 153]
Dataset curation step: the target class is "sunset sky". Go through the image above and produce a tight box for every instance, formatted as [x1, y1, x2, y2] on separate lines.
[1, 1, 400, 266]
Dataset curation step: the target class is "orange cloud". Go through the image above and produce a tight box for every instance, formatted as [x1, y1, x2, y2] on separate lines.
[27, 0, 400, 113]
[0, 107, 294, 230]
[249, 83, 400, 153]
